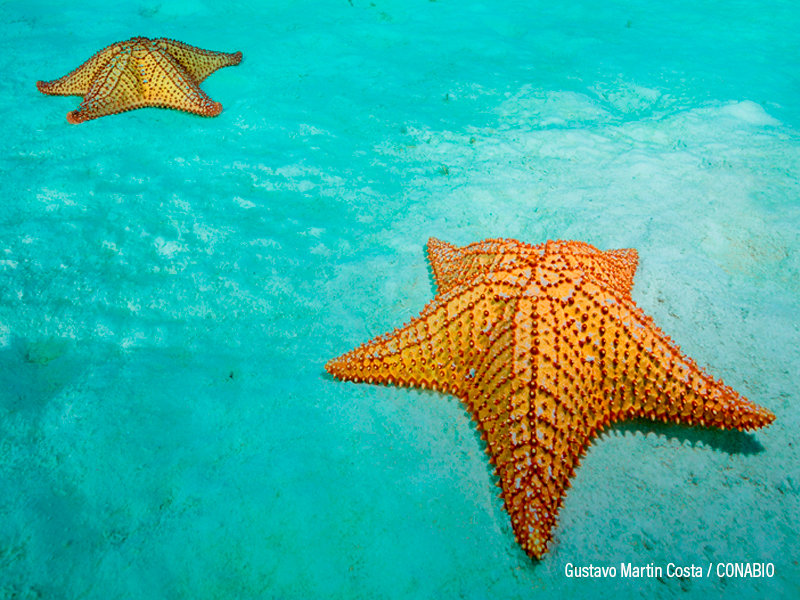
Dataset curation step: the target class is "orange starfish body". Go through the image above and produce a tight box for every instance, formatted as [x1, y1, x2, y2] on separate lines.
[325, 237, 775, 560]
[36, 37, 242, 124]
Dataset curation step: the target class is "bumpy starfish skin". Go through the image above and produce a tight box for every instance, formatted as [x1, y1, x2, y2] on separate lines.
[36, 37, 242, 123]
[325, 238, 775, 560]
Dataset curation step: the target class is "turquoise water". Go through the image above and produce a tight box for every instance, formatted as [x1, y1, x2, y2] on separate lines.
[1, 1, 799, 598]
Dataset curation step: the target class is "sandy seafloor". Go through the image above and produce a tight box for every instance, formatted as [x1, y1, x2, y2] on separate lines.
[1, 0, 799, 598]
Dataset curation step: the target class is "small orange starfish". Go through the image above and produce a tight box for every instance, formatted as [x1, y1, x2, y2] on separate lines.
[36, 37, 242, 124]
[326, 237, 775, 559]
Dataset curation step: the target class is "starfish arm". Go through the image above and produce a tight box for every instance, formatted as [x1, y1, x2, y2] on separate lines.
[464, 295, 590, 559]
[326, 292, 472, 393]
[491, 399, 578, 561]
[428, 238, 544, 295]
[428, 237, 506, 294]
[155, 38, 242, 83]
[66, 50, 138, 123]
[427, 237, 462, 293]
[545, 273, 777, 432]
[573, 247, 638, 301]
[544, 240, 638, 302]
[603, 301, 776, 431]
[325, 323, 441, 390]
[597, 248, 638, 298]
[326, 270, 532, 394]
[36, 40, 122, 97]
[136, 46, 224, 117]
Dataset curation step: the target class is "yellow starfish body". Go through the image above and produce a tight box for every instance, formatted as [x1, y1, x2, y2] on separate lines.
[36, 37, 242, 124]
[326, 237, 775, 559]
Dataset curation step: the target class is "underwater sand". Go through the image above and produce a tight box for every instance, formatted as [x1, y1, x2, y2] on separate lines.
[1, 1, 798, 598]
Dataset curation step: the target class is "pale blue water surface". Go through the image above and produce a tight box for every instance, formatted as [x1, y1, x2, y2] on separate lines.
[1, 1, 799, 598]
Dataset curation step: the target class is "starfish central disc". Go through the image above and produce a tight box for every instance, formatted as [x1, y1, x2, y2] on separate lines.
[325, 237, 775, 559]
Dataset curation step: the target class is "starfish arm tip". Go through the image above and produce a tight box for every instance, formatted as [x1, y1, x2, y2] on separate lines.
[66, 111, 84, 124]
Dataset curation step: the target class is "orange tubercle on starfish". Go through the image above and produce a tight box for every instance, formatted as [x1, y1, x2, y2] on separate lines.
[325, 237, 775, 560]
[36, 37, 242, 123]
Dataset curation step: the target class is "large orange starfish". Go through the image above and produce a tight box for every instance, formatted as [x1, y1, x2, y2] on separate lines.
[36, 37, 242, 124]
[326, 237, 775, 559]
